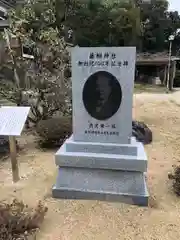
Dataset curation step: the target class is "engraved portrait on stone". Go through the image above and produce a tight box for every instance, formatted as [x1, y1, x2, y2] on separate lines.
[82, 71, 122, 120]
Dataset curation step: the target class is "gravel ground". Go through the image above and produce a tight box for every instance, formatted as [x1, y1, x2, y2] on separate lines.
[1, 91, 180, 240]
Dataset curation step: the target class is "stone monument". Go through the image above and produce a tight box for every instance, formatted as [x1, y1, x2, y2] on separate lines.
[52, 47, 149, 206]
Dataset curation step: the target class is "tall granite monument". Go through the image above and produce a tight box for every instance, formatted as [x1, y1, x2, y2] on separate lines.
[52, 47, 149, 206]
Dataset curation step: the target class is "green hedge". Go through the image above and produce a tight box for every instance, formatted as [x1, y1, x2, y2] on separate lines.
[36, 116, 72, 148]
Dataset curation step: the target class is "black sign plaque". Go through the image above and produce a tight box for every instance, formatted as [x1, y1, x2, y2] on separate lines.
[82, 71, 122, 120]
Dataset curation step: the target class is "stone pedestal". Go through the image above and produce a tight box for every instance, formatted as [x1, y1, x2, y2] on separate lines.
[52, 135, 149, 206]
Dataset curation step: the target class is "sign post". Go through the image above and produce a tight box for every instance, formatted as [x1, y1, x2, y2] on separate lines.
[9, 136, 19, 182]
[0, 106, 30, 182]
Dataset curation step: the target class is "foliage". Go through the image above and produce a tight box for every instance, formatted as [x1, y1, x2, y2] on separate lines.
[62, 0, 142, 47]
[48, 0, 180, 52]
[0, 0, 72, 125]
[1, 0, 180, 60]
[1, 0, 180, 123]
[168, 165, 180, 196]
[0, 136, 19, 159]
[4, 0, 144, 48]
[36, 116, 72, 148]
[0, 198, 48, 240]
[140, 0, 180, 53]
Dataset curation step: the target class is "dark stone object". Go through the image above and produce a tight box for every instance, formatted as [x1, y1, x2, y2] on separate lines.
[83, 71, 122, 120]
[132, 121, 152, 145]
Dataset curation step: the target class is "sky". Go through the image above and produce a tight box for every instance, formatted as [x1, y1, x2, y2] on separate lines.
[169, 0, 180, 12]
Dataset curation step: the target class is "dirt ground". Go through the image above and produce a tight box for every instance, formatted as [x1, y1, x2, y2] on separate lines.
[1, 91, 180, 240]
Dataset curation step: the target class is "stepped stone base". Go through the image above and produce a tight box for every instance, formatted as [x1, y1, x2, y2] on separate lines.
[52, 135, 149, 206]
[52, 167, 149, 206]
[55, 135, 147, 172]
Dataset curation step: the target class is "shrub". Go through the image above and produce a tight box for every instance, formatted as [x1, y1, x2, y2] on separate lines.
[168, 165, 180, 196]
[0, 137, 19, 160]
[36, 116, 72, 148]
[0, 198, 48, 239]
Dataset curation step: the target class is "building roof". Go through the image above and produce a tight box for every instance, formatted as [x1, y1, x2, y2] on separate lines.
[0, 19, 8, 29]
[0, 0, 24, 30]
[0, 0, 16, 9]
[137, 52, 180, 65]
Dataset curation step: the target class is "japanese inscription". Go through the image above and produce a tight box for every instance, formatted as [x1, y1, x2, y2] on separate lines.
[77, 52, 129, 68]
[84, 122, 119, 136]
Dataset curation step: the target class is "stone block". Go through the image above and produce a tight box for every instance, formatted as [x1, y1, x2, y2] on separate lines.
[55, 135, 147, 172]
[66, 135, 138, 155]
[71, 47, 136, 144]
[52, 167, 149, 206]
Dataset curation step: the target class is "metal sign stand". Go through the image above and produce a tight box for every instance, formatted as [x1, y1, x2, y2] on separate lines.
[9, 136, 19, 182]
